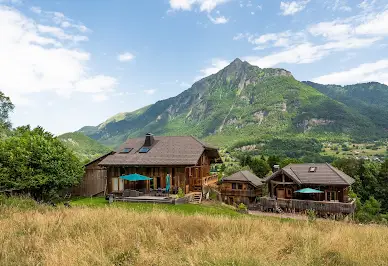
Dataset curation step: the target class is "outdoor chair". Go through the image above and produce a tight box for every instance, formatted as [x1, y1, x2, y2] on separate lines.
[129, 190, 140, 197]
[122, 189, 131, 197]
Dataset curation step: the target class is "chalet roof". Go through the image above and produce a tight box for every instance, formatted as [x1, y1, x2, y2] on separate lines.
[99, 135, 221, 166]
[222, 170, 263, 187]
[84, 151, 115, 167]
[265, 163, 355, 186]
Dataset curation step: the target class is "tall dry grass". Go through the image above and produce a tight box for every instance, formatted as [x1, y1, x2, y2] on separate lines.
[0, 205, 388, 266]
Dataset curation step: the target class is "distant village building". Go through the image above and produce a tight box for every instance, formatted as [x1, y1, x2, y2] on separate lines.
[220, 170, 264, 205]
[73, 133, 222, 196]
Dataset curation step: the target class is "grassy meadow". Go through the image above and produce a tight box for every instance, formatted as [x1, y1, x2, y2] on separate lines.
[1, 197, 388, 265]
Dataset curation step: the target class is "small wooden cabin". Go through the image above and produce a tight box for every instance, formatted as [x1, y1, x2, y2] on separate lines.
[98, 133, 222, 195]
[220, 170, 263, 205]
[261, 163, 356, 214]
[72, 152, 114, 197]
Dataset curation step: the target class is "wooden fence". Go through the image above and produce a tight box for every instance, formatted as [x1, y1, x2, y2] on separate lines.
[258, 197, 356, 214]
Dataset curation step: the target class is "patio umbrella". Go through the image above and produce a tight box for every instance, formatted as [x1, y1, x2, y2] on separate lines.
[165, 174, 171, 192]
[294, 188, 323, 193]
[119, 173, 152, 181]
[120, 174, 153, 192]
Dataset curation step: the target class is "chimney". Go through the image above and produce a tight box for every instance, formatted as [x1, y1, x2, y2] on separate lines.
[273, 165, 280, 172]
[144, 133, 154, 147]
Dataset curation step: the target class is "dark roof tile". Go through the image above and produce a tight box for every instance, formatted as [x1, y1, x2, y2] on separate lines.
[99, 135, 221, 166]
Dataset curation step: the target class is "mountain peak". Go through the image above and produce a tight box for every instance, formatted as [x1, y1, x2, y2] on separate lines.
[221, 58, 251, 73]
[231, 58, 243, 64]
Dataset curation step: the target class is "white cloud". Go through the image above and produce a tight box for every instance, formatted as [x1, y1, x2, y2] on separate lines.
[356, 10, 388, 36]
[75, 75, 117, 93]
[42, 10, 91, 33]
[233, 33, 247, 40]
[118, 52, 135, 62]
[30, 6, 41, 14]
[169, 0, 230, 12]
[208, 14, 228, 24]
[37, 24, 88, 42]
[195, 58, 229, 81]
[244, 37, 380, 68]
[333, 0, 352, 12]
[280, 0, 310, 16]
[238, 31, 306, 49]
[143, 89, 156, 95]
[312, 59, 388, 85]
[92, 94, 109, 102]
[358, 0, 377, 10]
[308, 21, 353, 40]
[0, 6, 117, 105]
[238, 6, 388, 67]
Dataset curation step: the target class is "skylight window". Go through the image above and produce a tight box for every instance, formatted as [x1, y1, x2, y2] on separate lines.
[139, 147, 150, 153]
[308, 167, 317, 172]
[120, 148, 133, 153]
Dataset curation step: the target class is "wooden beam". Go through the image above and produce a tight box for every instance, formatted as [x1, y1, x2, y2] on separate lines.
[270, 180, 295, 185]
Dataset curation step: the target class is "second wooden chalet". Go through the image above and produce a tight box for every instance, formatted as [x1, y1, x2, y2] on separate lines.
[260, 163, 356, 214]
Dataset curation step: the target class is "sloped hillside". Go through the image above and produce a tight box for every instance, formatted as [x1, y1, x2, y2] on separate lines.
[58, 132, 111, 162]
[79, 59, 387, 148]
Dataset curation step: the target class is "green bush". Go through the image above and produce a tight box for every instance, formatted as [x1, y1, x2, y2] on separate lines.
[307, 209, 316, 222]
[176, 188, 185, 199]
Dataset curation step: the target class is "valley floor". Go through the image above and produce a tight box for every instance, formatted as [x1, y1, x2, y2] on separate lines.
[1, 198, 388, 265]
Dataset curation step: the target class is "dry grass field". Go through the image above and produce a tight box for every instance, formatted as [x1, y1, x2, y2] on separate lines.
[1, 198, 388, 266]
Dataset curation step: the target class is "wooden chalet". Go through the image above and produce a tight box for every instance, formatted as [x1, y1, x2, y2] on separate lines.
[96, 133, 222, 195]
[220, 170, 263, 205]
[260, 163, 356, 214]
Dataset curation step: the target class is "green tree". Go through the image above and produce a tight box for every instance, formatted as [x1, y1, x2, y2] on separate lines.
[224, 164, 251, 177]
[279, 158, 303, 168]
[0, 91, 14, 135]
[0, 126, 84, 200]
[249, 158, 271, 178]
[240, 154, 253, 167]
[267, 155, 280, 169]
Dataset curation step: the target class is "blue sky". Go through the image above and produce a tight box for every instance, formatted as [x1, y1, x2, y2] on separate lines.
[1, 0, 388, 134]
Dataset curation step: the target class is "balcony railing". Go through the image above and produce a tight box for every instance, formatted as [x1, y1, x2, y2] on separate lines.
[220, 188, 260, 198]
[258, 197, 356, 214]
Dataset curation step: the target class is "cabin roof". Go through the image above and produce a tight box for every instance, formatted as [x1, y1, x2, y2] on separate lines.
[84, 151, 115, 167]
[265, 163, 355, 186]
[222, 170, 263, 187]
[99, 135, 221, 166]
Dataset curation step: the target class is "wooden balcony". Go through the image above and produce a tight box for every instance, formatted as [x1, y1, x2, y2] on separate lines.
[220, 188, 260, 198]
[258, 197, 356, 214]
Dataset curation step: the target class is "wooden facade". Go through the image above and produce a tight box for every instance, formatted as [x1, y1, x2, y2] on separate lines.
[72, 152, 113, 197]
[268, 173, 350, 203]
[262, 164, 356, 214]
[220, 182, 262, 205]
[106, 152, 214, 195]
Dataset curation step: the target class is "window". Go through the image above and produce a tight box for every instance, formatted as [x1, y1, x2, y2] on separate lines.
[232, 183, 237, 189]
[326, 191, 337, 201]
[139, 147, 150, 153]
[112, 177, 124, 191]
[120, 148, 132, 153]
[238, 184, 243, 190]
[308, 166, 317, 172]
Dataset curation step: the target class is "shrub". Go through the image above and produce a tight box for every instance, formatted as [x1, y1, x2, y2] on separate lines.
[176, 188, 185, 199]
[307, 209, 316, 222]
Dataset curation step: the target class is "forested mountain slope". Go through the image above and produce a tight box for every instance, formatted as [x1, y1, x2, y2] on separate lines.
[79, 59, 387, 148]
